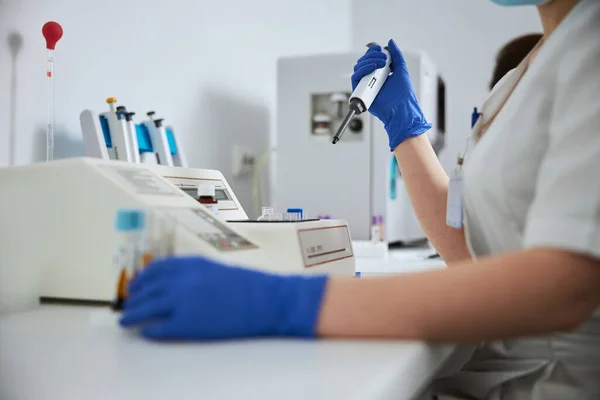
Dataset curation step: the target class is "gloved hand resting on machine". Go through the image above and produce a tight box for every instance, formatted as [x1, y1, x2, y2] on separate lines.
[119, 256, 328, 341]
[352, 39, 432, 151]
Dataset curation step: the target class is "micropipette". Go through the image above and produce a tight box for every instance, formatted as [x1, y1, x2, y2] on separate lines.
[125, 112, 141, 163]
[42, 21, 63, 162]
[145, 111, 174, 166]
[332, 42, 392, 145]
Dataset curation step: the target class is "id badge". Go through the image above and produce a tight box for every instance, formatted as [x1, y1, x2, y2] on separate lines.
[446, 171, 463, 229]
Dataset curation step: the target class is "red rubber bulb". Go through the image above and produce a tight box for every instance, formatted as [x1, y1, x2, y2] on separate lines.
[42, 21, 63, 50]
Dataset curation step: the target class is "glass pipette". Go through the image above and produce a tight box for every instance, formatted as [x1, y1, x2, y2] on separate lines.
[42, 21, 63, 162]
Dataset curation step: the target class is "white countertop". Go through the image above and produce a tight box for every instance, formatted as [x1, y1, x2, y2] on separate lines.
[356, 247, 445, 275]
[0, 250, 456, 400]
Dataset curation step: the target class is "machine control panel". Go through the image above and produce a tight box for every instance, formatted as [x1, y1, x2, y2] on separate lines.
[100, 165, 183, 197]
[298, 225, 353, 268]
[162, 208, 257, 251]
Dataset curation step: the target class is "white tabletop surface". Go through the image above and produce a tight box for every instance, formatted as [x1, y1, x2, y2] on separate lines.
[0, 250, 456, 400]
[356, 247, 446, 275]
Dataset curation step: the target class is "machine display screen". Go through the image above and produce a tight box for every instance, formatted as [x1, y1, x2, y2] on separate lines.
[181, 187, 230, 201]
[162, 207, 256, 251]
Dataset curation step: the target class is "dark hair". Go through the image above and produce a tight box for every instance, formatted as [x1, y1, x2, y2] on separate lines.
[490, 33, 543, 90]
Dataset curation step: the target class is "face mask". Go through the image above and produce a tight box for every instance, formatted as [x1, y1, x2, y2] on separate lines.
[489, 0, 550, 5]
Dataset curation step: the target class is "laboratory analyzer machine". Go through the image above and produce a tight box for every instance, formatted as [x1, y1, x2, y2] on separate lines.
[0, 158, 355, 304]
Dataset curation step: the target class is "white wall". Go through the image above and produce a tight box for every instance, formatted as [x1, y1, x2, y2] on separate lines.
[0, 0, 351, 215]
[351, 0, 541, 171]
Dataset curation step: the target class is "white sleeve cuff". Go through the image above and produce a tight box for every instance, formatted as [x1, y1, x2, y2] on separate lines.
[524, 216, 600, 260]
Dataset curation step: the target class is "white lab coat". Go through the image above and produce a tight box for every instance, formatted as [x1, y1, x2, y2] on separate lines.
[430, 0, 600, 398]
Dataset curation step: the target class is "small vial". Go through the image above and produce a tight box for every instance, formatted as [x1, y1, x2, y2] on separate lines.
[378, 215, 385, 242]
[370, 216, 381, 243]
[287, 208, 303, 222]
[112, 209, 145, 311]
[257, 206, 274, 221]
[289, 213, 300, 221]
[197, 184, 219, 216]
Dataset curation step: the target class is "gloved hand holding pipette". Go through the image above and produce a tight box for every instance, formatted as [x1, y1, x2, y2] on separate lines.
[352, 39, 432, 151]
[119, 256, 327, 340]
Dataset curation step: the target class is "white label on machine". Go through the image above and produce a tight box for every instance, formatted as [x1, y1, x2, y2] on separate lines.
[298, 226, 353, 268]
[101, 166, 182, 196]
[161, 207, 257, 251]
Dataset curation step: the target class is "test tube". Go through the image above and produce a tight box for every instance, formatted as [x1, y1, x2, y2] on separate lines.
[370, 216, 381, 243]
[157, 215, 176, 258]
[285, 212, 299, 221]
[378, 215, 385, 242]
[286, 208, 303, 221]
[138, 210, 153, 272]
[112, 209, 145, 311]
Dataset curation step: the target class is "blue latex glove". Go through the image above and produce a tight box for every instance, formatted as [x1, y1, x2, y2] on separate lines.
[351, 39, 432, 151]
[119, 256, 328, 341]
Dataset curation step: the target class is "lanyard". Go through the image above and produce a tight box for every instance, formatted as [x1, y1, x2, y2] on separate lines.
[446, 108, 481, 229]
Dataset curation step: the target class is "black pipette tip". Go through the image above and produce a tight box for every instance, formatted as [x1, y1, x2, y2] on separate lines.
[331, 108, 357, 145]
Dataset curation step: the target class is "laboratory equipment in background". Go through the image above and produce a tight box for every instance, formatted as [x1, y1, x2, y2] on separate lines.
[275, 50, 446, 245]
[41, 21, 63, 162]
[0, 158, 354, 303]
[80, 100, 188, 167]
[312, 113, 332, 135]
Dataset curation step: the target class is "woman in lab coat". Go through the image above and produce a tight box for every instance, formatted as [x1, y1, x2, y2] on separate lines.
[120, 0, 600, 398]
